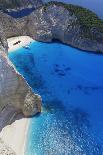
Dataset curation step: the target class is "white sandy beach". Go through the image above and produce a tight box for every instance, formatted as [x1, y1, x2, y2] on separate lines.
[0, 105, 30, 155]
[0, 36, 33, 155]
[8, 36, 34, 52]
[0, 115, 29, 155]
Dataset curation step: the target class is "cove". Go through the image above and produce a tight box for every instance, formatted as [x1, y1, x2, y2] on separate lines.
[3, 8, 35, 18]
[9, 41, 103, 155]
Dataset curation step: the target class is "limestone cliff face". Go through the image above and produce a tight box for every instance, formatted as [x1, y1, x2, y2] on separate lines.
[0, 1, 103, 154]
[0, 47, 42, 155]
[0, 50, 41, 116]
[0, 2, 103, 119]
[0, 1, 103, 118]
[1, 2, 103, 53]
[27, 3, 103, 53]
[0, 12, 42, 117]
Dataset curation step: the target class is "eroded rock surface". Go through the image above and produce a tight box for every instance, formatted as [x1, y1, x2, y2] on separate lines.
[1, 2, 103, 53]
[0, 36, 41, 155]
[0, 51, 41, 116]
[0, 1, 103, 154]
[27, 3, 103, 52]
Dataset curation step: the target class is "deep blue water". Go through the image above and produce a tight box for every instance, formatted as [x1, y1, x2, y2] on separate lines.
[9, 42, 103, 155]
[3, 8, 35, 18]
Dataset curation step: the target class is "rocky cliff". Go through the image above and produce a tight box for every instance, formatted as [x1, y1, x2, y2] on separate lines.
[0, 1, 103, 119]
[1, 1, 103, 53]
[0, 50, 41, 116]
[0, 0, 43, 10]
[0, 14, 42, 116]
[0, 1, 103, 154]
[27, 2, 103, 53]
[0, 1, 103, 120]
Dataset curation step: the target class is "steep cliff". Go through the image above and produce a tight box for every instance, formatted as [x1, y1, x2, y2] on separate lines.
[0, 1, 103, 154]
[0, 0, 43, 9]
[0, 13, 42, 117]
[0, 51, 41, 116]
[0, 2, 103, 53]
[27, 2, 103, 53]
[0, 1, 103, 117]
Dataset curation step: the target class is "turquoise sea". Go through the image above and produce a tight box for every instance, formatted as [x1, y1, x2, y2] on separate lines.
[9, 42, 103, 155]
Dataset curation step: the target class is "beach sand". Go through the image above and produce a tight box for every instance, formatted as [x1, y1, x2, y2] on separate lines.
[8, 35, 34, 52]
[0, 36, 33, 155]
[0, 105, 30, 155]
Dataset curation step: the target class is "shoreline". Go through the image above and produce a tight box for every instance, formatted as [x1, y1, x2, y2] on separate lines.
[0, 105, 30, 155]
[0, 36, 34, 155]
[22, 118, 30, 155]
[8, 36, 34, 52]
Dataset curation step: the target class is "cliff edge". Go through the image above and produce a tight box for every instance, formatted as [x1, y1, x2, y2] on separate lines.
[27, 1, 103, 53]
[1, 2, 103, 53]
[0, 1, 103, 154]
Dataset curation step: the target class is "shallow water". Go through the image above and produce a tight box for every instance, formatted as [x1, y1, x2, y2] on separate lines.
[9, 42, 103, 155]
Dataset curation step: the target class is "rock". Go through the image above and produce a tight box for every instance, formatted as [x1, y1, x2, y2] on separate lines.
[0, 0, 43, 10]
[0, 1, 103, 154]
[0, 1, 42, 154]
[0, 0, 103, 119]
[0, 50, 41, 116]
[0, 0, 103, 122]
[27, 2, 103, 53]
[1, 2, 103, 53]
[0, 11, 42, 117]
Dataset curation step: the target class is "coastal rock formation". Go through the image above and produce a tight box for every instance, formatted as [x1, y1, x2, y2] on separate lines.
[27, 2, 103, 53]
[0, 2, 43, 153]
[0, 50, 41, 116]
[1, 2, 103, 53]
[0, 1, 103, 154]
[0, 0, 103, 128]
[0, 1, 103, 119]
[0, 10, 42, 118]
[0, 0, 43, 10]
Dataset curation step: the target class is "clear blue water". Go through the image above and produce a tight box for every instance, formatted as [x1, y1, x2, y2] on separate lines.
[9, 42, 103, 155]
[3, 8, 35, 18]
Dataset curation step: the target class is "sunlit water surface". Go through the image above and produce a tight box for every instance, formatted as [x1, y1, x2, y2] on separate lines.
[9, 42, 103, 155]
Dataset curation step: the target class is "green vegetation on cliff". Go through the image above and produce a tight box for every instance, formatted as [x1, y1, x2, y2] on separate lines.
[44, 1, 103, 40]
